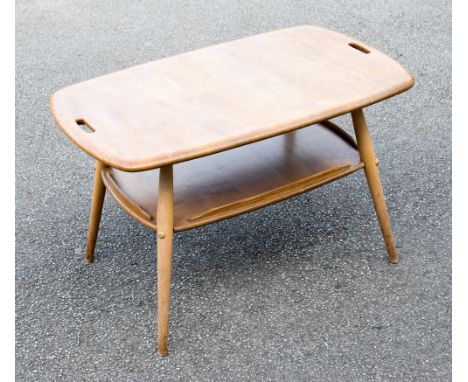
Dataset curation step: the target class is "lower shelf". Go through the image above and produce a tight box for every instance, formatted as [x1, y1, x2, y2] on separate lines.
[101, 120, 363, 231]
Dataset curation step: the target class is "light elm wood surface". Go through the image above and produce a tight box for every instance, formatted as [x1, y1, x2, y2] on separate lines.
[100, 121, 363, 231]
[51, 25, 414, 171]
[85, 161, 107, 263]
[351, 109, 398, 263]
[155, 166, 174, 357]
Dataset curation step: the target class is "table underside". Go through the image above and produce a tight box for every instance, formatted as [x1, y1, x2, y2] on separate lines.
[101, 120, 364, 231]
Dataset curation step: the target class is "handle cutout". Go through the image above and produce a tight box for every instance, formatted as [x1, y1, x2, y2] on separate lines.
[76, 119, 95, 133]
[348, 42, 370, 54]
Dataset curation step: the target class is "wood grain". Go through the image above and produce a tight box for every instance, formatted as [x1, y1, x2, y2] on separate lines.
[351, 109, 398, 263]
[85, 161, 107, 263]
[100, 121, 363, 231]
[156, 166, 174, 356]
[51, 25, 414, 171]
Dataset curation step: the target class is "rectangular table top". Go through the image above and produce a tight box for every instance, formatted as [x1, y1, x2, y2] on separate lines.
[51, 25, 414, 171]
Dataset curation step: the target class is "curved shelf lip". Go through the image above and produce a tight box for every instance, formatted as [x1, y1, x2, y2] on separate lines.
[179, 162, 364, 231]
[100, 120, 365, 232]
[101, 171, 156, 228]
[188, 164, 353, 222]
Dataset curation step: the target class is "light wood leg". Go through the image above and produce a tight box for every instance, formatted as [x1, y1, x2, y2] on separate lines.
[85, 161, 107, 264]
[156, 166, 174, 356]
[351, 109, 398, 264]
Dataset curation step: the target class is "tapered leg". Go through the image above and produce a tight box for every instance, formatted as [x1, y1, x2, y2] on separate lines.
[156, 166, 174, 356]
[85, 161, 107, 264]
[351, 109, 398, 264]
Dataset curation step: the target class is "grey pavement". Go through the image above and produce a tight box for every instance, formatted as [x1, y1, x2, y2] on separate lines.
[15, 1, 451, 381]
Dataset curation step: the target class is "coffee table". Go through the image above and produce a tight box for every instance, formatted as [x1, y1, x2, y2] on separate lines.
[50, 26, 414, 356]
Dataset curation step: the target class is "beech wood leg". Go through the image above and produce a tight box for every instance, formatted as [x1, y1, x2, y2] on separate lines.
[351, 109, 398, 264]
[156, 166, 174, 356]
[85, 161, 107, 264]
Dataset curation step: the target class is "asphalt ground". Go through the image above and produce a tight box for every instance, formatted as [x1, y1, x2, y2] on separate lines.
[16, 1, 451, 381]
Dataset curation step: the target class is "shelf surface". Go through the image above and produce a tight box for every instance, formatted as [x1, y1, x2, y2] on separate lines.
[51, 25, 413, 171]
[101, 121, 363, 231]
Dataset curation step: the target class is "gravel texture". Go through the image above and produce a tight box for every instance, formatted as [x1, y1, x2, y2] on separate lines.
[16, 1, 451, 381]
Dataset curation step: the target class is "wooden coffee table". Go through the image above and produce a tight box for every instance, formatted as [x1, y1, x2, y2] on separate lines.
[50, 26, 414, 356]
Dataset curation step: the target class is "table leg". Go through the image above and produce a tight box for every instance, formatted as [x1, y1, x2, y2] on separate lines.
[156, 165, 174, 356]
[85, 161, 107, 264]
[351, 109, 398, 264]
